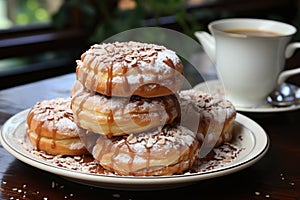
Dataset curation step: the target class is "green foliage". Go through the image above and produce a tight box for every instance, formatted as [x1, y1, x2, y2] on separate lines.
[52, 0, 203, 43]
[52, 0, 96, 29]
[15, 0, 50, 25]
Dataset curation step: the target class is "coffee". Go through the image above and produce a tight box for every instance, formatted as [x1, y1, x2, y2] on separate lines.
[224, 29, 282, 37]
[195, 18, 300, 107]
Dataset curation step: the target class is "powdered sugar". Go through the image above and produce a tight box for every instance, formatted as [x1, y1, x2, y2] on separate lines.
[179, 89, 236, 124]
[20, 134, 242, 176]
[77, 41, 184, 95]
[28, 97, 83, 137]
[191, 143, 244, 172]
[55, 118, 81, 136]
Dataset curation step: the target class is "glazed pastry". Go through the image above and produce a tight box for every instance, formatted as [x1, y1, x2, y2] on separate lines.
[26, 97, 88, 155]
[92, 125, 200, 176]
[179, 89, 236, 147]
[76, 41, 184, 97]
[71, 81, 180, 137]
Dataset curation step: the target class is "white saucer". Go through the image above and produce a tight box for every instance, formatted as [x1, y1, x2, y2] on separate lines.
[194, 80, 300, 113]
[0, 109, 269, 190]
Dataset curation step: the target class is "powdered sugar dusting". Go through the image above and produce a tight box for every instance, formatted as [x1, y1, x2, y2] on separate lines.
[179, 89, 236, 123]
[190, 143, 244, 173]
[22, 120, 242, 176]
[28, 97, 83, 137]
[123, 125, 196, 150]
[78, 41, 183, 87]
[19, 128, 243, 176]
[83, 41, 180, 71]
[72, 86, 179, 116]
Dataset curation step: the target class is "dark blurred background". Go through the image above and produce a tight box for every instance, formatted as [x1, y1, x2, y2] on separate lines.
[1, 0, 300, 89]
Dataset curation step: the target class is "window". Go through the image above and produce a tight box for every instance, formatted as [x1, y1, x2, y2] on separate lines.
[0, 0, 298, 89]
[0, 0, 62, 29]
[0, 0, 88, 89]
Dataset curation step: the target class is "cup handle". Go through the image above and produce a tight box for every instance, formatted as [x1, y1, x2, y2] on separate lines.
[285, 42, 300, 58]
[277, 42, 300, 85]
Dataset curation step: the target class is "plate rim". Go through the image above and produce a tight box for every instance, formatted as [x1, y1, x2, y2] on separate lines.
[0, 109, 270, 188]
[194, 80, 300, 113]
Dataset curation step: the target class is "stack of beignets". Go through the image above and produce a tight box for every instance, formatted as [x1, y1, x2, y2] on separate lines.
[24, 41, 237, 176]
[70, 41, 201, 176]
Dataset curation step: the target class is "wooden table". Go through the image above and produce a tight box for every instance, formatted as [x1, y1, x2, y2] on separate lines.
[1, 71, 300, 199]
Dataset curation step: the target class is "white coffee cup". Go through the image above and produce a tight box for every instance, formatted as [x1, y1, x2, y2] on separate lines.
[195, 18, 300, 108]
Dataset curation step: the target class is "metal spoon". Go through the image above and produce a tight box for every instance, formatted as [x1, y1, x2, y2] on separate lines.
[267, 83, 300, 107]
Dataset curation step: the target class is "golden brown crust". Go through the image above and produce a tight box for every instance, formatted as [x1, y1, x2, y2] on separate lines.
[179, 89, 236, 147]
[92, 125, 200, 176]
[76, 41, 184, 97]
[26, 97, 88, 155]
[71, 81, 180, 137]
[27, 131, 88, 156]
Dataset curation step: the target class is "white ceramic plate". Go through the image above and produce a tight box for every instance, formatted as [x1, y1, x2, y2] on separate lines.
[0, 109, 269, 190]
[194, 80, 300, 113]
